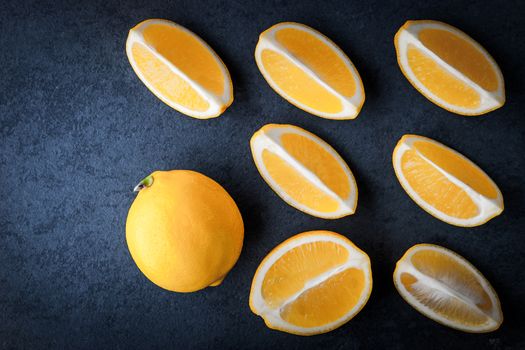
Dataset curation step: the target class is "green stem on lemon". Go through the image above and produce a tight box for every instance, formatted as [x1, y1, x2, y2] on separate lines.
[133, 175, 154, 192]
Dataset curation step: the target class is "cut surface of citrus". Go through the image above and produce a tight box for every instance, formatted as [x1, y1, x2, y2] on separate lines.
[250, 231, 372, 335]
[255, 22, 365, 119]
[250, 124, 357, 219]
[393, 134, 503, 227]
[394, 244, 503, 332]
[394, 20, 504, 115]
[126, 19, 233, 119]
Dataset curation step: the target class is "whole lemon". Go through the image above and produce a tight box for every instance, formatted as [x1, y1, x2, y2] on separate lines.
[126, 170, 244, 292]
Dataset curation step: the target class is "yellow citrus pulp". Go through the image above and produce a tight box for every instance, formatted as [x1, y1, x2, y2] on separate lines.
[392, 134, 503, 227]
[395, 20, 504, 115]
[126, 19, 233, 118]
[255, 22, 365, 119]
[126, 170, 244, 292]
[250, 124, 358, 219]
[394, 244, 503, 332]
[250, 231, 372, 335]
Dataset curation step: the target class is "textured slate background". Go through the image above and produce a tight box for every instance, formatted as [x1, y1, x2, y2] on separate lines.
[1, 0, 524, 348]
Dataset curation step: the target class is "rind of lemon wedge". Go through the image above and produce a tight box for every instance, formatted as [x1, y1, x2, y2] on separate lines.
[393, 134, 503, 227]
[250, 124, 358, 219]
[255, 22, 365, 119]
[394, 244, 503, 332]
[250, 231, 372, 336]
[126, 19, 233, 119]
[395, 20, 504, 116]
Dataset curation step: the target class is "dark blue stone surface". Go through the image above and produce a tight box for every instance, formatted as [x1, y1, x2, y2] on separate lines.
[1, 0, 524, 348]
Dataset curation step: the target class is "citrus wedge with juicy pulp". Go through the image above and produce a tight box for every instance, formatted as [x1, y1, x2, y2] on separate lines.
[394, 244, 503, 332]
[250, 231, 372, 335]
[255, 22, 365, 119]
[250, 124, 358, 219]
[394, 20, 504, 115]
[126, 19, 233, 119]
[393, 134, 503, 227]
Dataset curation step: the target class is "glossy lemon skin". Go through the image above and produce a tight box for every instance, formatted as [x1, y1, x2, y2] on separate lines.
[126, 170, 244, 292]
